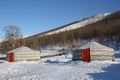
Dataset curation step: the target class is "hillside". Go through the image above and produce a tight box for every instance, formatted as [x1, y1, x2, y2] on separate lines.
[27, 13, 110, 37]
[1, 11, 120, 52]
[25, 11, 119, 48]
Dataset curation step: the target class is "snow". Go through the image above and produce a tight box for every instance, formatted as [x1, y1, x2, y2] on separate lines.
[0, 12, 119, 80]
[0, 51, 120, 80]
[0, 40, 2, 43]
[23, 13, 110, 38]
[8, 47, 36, 54]
[79, 42, 114, 51]
[44, 13, 110, 36]
[23, 34, 33, 38]
[0, 54, 6, 57]
[40, 49, 60, 56]
[40, 46, 64, 56]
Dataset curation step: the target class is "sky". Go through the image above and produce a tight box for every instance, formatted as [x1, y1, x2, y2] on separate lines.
[0, 0, 120, 39]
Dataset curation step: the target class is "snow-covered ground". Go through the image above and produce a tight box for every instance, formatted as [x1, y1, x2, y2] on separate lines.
[40, 49, 60, 56]
[0, 51, 120, 80]
[40, 46, 65, 56]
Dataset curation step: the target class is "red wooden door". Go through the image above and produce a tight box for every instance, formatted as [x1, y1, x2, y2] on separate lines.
[82, 49, 90, 62]
[8, 53, 14, 62]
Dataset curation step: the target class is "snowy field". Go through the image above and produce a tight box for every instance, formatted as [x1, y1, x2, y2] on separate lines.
[0, 51, 120, 80]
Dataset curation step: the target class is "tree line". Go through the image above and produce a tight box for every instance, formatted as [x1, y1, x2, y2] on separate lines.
[24, 11, 120, 50]
[1, 11, 120, 52]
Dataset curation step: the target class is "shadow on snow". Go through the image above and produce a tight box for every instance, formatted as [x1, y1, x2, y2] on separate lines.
[44, 59, 81, 66]
[89, 63, 120, 80]
[89, 51, 120, 80]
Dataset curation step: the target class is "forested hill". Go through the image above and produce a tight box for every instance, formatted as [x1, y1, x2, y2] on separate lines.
[2, 11, 120, 52]
[25, 12, 110, 37]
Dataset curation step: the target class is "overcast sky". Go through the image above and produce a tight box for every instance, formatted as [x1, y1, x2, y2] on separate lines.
[0, 0, 120, 39]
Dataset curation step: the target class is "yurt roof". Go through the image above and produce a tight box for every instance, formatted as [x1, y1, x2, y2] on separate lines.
[8, 47, 39, 54]
[79, 42, 114, 51]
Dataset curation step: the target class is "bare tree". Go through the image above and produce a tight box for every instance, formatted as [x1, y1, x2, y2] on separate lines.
[3, 25, 22, 50]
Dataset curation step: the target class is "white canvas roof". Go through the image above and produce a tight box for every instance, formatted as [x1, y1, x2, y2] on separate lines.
[8, 47, 39, 54]
[79, 42, 114, 51]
